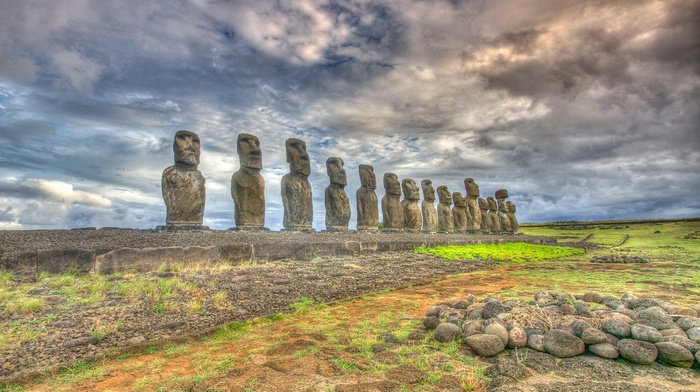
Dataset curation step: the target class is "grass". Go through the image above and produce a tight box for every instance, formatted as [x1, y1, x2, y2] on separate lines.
[415, 242, 585, 263]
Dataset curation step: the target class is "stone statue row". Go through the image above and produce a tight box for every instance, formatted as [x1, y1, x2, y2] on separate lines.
[160, 131, 519, 233]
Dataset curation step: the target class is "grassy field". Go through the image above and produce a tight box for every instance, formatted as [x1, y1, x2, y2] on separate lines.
[3, 219, 700, 391]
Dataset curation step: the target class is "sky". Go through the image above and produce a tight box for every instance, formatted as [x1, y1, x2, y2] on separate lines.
[0, 0, 698, 231]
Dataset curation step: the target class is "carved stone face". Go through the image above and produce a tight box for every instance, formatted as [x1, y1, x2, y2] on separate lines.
[326, 157, 347, 186]
[487, 197, 498, 211]
[437, 186, 452, 204]
[452, 192, 467, 207]
[359, 165, 376, 190]
[506, 201, 516, 213]
[421, 180, 435, 201]
[383, 173, 401, 195]
[237, 133, 262, 169]
[173, 130, 200, 167]
[286, 138, 310, 176]
[402, 179, 420, 200]
[478, 197, 489, 209]
[498, 199, 509, 212]
[465, 178, 480, 198]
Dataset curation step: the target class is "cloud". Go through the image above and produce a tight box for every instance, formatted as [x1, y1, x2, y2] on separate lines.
[0, 178, 112, 207]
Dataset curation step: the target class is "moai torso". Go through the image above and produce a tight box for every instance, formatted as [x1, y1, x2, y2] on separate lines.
[421, 180, 437, 233]
[231, 133, 265, 229]
[162, 130, 206, 227]
[281, 138, 313, 231]
[437, 186, 454, 233]
[324, 157, 350, 231]
[356, 165, 379, 230]
[478, 198, 491, 232]
[401, 178, 422, 232]
[465, 178, 481, 231]
[507, 201, 519, 233]
[487, 197, 501, 232]
[452, 192, 468, 233]
[381, 173, 404, 231]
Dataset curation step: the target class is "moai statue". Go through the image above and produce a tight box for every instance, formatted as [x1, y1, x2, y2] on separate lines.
[230, 133, 267, 231]
[421, 180, 437, 233]
[465, 178, 482, 232]
[452, 192, 468, 233]
[381, 173, 404, 231]
[506, 201, 519, 233]
[496, 189, 512, 233]
[437, 186, 454, 233]
[401, 178, 422, 232]
[487, 197, 501, 232]
[324, 157, 350, 231]
[160, 130, 207, 230]
[478, 197, 491, 232]
[281, 138, 314, 231]
[356, 164, 379, 231]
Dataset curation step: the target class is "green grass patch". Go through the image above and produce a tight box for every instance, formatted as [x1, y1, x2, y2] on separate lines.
[415, 242, 584, 263]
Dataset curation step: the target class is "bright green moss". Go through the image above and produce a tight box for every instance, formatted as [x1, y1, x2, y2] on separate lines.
[415, 242, 584, 263]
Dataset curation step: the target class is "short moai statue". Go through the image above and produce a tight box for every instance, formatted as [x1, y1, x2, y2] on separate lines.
[437, 186, 454, 233]
[478, 197, 491, 232]
[230, 133, 268, 231]
[356, 164, 379, 231]
[465, 178, 482, 232]
[160, 130, 207, 230]
[421, 180, 437, 233]
[452, 192, 468, 233]
[381, 173, 404, 231]
[487, 197, 501, 232]
[506, 201, 519, 233]
[401, 178, 422, 232]
[324, 157, 350, 231]
[496, 189, 512, 233]
[281, 138, 314, 231]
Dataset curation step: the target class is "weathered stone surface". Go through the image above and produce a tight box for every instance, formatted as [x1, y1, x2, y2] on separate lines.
[463, 321, 483, 337]
[664, 336, 700, 354]
[64, 337, 95, 348]
[618, 339, 658, 364]
[631, 323, 663, 343]
[487, 197, 501, 232]
[508, 326, 528, 348]
[654, 342, 695, 367]
[95, 246, 220, 274]
[464, 178, 481, 231]
[324, 157, 350, 231]
[401, 179, 422, 232]
[583, 292, 603, 304]
[452, 192, 468, 233]
[482, 301, 506, 320]
[635, 306, 673, 330]
[464, 334, 506, 357]
[356, 165, 379, 231]
[162, 130, 206, 228]
[588, 342, 619, 359]
[581, 327, 608, 345]
[676, 316, 700, 331]
[381, 173, 404, 231]
[231, 133, 266, 230]
[423, 316, 440, 330]
[497, 197, 512, 232]
[434, 322, 462, 342]
[436, 186, 454, 233]
[281, 138, 313, 231]
[420, 180, 437, 233]
[478, 198, 491, 232]
[543, 329, 585, 358]
[686, 327, 700, 343]
[484, 323, 509, 346]
[528, 334, 546, 352]
[506, 201, 519, 233]
[601, 318, 632, 338]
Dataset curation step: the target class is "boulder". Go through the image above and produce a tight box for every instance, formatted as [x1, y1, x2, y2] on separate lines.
[462, 321, 482, 337]
[676, 317, 700, 331]
[686, 327, 700, 344]
[631, 324, 663, 343]
[423, 316, 439, 330]
[560, 304, 576, 315]
[582, 292, 603, 304]
[655, 342, 695, 368]
[601, 319, 631, 338]
[464, 334, 506, 357]
[482, 301, 506, 320]
[484, 323, 509, 346]
[618, 339, 658, 365]
[507, 327, 528, 348]
[527, 334, 546, 352]
[664, 336, 700, 354]
[581, 327, 608, 345]
[571, 320, 593, 337]
[434, 323, 462, 342]
[635, 306, 673, 330]
[543, 329, 585, 358]
[588, 342, 619, 359]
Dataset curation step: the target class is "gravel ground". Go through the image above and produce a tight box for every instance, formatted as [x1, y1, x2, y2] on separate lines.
[0, 251, 495, 384]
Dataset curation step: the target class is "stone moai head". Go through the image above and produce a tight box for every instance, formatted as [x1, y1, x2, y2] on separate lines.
[421, 180, 435, 201]
[437, 186, 452, 204]
[359, 164, 376, 190]
[326, 157, 347, 186]
[286, 138, 310, 176]
[173, 130, 201, 168]
[507, 201, 516, 213]
[453, 192, 467, 207]
[402, 178, 420, 200]
[384, 173, 401, 195]
[498, 199, 509, 212]
[465, 178, 480, 199]
[495, 189, 509, 200]
[237, 133, 262, 170]
[487, 197, 498, 211]
[478, 197, 489, 209]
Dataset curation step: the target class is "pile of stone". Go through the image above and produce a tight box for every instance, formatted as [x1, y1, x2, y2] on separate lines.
[423, 291, 700, 368]
[590, 254, 647, 263]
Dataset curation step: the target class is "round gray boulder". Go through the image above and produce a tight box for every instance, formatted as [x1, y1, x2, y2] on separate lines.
[635, 306, 673, 330]
[631, 323, 663, 343]
[484, 323, 509, 346]
[423, 316, 439, 330]
[664, 336, 700, 354]
[581, 327, 608, 345]
[685, 327, 700, 344]
[434, 322, 462, 342]
[582, 292, 603, 304]
[507, 326, 528, 348]
[560, 304, 576, 315]
[462, 321, 482, 337]
[571, 320, 593, 338]
[655, 342, 695, 368]
[588, 342, 619, 359]
[543, 329, 585, 358]
[675, 316, 700, 331]
[482, 301, 506, 320]
[601, 318, 631, 338]
[527, 334, 546, 352]
[464, 333, 505, 357]
[618, 339, 658, 365]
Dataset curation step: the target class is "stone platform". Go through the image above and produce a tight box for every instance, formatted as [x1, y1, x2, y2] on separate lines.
[0, 229, 555, 275]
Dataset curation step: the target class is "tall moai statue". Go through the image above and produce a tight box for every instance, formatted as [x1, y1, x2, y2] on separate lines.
[465, 178, 482, 232]
[381, 173, 404, 231]
[452, 192, 468, 233]
[401, 178, 422, 232]
[487, 197, 501, 232]
[437, 186, 454, 233]
[281, 138, 314, 231]
[495, 189, 512, 233]
[506, 201, 519, 233]
[478, 197, 491, 232]
[356, 164, 379, 231]
[421, 180, 438, 233]
[324, 157, 350, 231]
[230, 133, 267, 231]
[160, 130, 207, 230]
